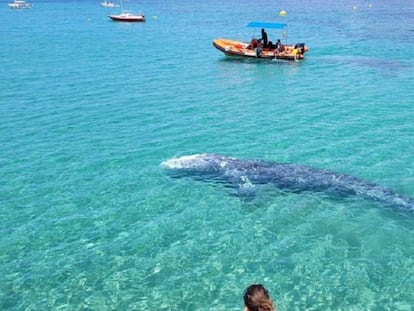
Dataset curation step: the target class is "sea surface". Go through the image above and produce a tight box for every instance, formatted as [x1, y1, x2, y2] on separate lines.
[1, 0, 414, 310]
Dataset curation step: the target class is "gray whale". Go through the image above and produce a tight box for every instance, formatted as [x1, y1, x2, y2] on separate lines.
[161, 154, 414, 212]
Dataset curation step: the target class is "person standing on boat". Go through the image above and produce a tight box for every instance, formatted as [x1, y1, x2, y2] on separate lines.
[260, 28, 268, 48]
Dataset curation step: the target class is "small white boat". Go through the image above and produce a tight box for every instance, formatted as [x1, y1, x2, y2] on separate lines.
[109, 12, 145, 22]
[108, 0, 145, 22]
[101, 1, 119, 8]
[8, 0, 32, 9]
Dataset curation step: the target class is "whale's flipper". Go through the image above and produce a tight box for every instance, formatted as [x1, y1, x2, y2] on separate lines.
[235, 175, 257, 199]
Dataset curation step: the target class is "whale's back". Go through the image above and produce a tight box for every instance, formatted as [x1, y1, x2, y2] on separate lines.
[162, 154, 414, 212]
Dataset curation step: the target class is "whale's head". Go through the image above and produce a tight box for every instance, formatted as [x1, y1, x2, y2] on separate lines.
[161, 154, 233, 178]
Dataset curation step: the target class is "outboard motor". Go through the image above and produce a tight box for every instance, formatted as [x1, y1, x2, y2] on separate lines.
[294, 43, 305, 49]
[294, 43, 306, 55]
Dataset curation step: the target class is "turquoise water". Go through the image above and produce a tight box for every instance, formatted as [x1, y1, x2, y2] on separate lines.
[1, 0, 414, 309]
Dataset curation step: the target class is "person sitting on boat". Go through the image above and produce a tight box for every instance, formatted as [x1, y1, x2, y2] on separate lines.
[246, 38, 263, 57]
[259, 28, 268, 48]
[247, 38, 261, 50]
[275, 39, 283, 51]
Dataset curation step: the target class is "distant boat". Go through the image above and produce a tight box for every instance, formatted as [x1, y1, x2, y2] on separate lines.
[109, 12, 145, 22]
[8, 0, 32, 9]
[101, 1, 119, 8]
[108, 0, 145, 22]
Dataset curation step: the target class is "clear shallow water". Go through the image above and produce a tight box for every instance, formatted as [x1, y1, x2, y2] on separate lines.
[1, 0, 414, 309]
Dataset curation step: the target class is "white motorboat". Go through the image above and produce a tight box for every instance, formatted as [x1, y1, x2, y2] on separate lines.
[8, 0, 32, 9]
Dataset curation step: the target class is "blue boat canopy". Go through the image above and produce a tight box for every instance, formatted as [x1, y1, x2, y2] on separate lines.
[247, 22, 287, 29]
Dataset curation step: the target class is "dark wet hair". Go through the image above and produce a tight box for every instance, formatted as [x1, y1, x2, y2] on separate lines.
[243, 284, 275, 311]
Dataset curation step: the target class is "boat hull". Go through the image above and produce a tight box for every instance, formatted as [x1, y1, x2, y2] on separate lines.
[213, 38, 307, 61]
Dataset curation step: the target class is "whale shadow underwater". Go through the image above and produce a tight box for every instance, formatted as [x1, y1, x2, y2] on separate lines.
[161, 154, 414, 213]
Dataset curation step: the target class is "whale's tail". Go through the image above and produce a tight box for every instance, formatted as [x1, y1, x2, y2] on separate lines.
[357, 185, 414, 212]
